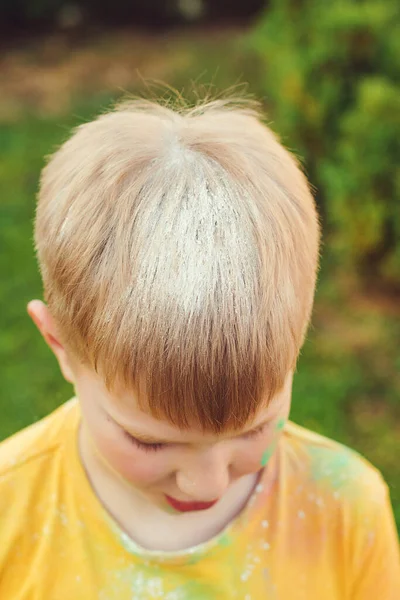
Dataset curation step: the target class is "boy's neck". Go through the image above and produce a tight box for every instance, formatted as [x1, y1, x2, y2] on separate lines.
[78, 423, 277, 552]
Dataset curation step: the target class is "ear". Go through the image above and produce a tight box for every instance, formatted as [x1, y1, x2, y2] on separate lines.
[27, 300, 76, 384]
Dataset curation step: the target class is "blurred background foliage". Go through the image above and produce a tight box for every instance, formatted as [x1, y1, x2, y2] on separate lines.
[250, 0, 400, 289]
[0, 0, 399, 529]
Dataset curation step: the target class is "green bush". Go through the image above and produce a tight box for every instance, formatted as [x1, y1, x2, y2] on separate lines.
[250, 0, 400, 288]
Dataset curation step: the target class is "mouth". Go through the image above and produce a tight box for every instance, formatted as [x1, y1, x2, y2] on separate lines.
[165, 495, 218, 513]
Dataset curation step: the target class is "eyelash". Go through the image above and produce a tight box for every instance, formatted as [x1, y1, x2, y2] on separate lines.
[123, 423, 266, 452]
[123, 431, 166, 452]
[242, 424, 266, 440]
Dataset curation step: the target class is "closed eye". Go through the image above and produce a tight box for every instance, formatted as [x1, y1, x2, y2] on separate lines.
[105, 411, 168, 453]
[241, 423, 266, 440]
[123, 430, 167, 452]
[117, 417, 268, 452]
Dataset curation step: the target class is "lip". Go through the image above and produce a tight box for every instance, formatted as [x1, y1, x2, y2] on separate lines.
[165, 495, 218, 512]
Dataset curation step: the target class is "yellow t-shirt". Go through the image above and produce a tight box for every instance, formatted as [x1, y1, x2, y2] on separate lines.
[0, 398, 399, 599]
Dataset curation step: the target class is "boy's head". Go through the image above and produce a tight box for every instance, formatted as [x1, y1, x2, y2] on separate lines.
[28, 95, 320, 509]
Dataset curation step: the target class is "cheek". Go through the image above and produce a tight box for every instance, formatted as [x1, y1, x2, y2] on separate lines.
[232, 427, 282, 476]
[90, 426, 170, 486]
[231, 439, 269, 476]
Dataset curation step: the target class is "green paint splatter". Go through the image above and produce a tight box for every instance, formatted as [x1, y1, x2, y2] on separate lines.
[187, 551, 204, 566]
[276, 418, 286, 430]
[308, 445, 365, 493]
[218, 532, 232, 547]
[175, 580, 217, 599]
[261, 447, 274, 467]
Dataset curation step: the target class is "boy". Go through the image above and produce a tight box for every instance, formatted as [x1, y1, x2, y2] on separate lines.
[0, 95, 399, 599]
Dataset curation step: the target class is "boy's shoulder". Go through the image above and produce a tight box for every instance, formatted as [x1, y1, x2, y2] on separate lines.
[282, 420, 388, 505]
[0, 397, 78, 480]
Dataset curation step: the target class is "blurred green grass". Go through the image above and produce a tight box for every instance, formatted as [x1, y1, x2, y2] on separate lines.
[0, 34, 399, 532]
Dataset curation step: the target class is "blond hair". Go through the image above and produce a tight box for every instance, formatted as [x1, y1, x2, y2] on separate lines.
[34, 95, 320, 432]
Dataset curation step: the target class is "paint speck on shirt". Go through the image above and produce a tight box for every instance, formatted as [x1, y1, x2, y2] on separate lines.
[59, 512, 68, 526]
[262, 542, 270, 550]
[367, 531, 375, 546]
[261, 520, 269, 528]
[298, 510, 306, 519]
[218, 532, 232, 547]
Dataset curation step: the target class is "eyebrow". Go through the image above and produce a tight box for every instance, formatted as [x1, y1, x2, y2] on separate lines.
[114, 417, 272, 445]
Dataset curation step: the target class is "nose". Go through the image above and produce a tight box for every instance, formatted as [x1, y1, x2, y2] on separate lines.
[176, 448, 230, 502]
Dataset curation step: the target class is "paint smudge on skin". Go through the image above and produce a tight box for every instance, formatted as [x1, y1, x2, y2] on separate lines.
[276, 418, 286, 431]
[261, 447, 274, 467]
[260, 418, 285, 467]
